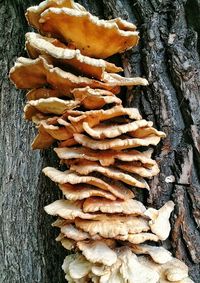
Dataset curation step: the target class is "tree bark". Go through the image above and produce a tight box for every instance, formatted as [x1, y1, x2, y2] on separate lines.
[1, 0, 199, 282]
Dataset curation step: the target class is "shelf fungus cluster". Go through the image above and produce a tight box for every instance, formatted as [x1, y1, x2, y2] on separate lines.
[9, 0, 194, 282]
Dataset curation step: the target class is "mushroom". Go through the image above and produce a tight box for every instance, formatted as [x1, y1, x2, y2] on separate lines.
[82, 197, 146, 215]
[26, 0, 86, 30]
[74, 215, 149, 238]
[54, 147, 156, 167]
[42, 167, 134, 200]
[39, 7, 139, 58]
[130, 244, 173, 264]
[145, 201, 175, 240]
[59, 183, 116, 201]
[70, 161, 149, 189]
[77, 240, 117, 266]
[44, 199, 98, 220]
[25, 32, 122, 80]
[74, 133, 162, 150]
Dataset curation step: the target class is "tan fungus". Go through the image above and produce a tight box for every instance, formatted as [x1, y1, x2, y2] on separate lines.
[116, 232, 159, 244]
[138, 256, 191, 283]
[67, 105, 142, 123]
[9, 56, 120, 93]
[42, 167, 134, 200]
[44, 199, 98, 220]
[130, 244, 173, 264]
[77, 240, 117, 266]
[9, 56, 147, 93]
[71, 86, 122, 110]
[54, 147, 156, 167]
[60, 223, 91, 241]
[74, 215, 150, 238]
[36, 121, 72, 140]
[24, 97, 79, 119]
[145, 201, 175, 240]
[118, 247, 159, 283]
[82, 197, 146, 215]
[26, 0, 86, 30]
[82, 119, 153, 139]
[39, 7, 139, 58]
[31, 122, 55, 149]
[59, 183, 116, 201]
[32, 105, 141, 146]
[130, 125, 166, 138]
[26, 32, 122, 79]
[74, 133, 162, 150]
[26, 88, 63, 100]
[70, 161, 149, 189]
[116, 161, 160, 178]
[60, 238, 76, 250]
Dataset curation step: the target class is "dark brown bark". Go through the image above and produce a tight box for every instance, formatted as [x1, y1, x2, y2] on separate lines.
[1, 0, 199, 282]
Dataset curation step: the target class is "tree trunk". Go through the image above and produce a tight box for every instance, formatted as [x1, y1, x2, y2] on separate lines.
[1, 0, 199, 282]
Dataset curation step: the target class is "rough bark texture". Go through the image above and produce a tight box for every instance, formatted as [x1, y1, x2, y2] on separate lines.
[0, 0, 200, 282]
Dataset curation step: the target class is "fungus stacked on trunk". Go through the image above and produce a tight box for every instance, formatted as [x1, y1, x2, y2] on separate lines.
[9, 0, 194, 282]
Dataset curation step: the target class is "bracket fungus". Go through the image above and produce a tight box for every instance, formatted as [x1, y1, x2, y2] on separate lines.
[26, 0, 86, 30]
[71, 87, 122, 109]
[82, 198, 146, 215]
[9, 0, 194, 282]
[38, 7, 139, 58]
[43, 166, 134, 200]
[24, 97, 79, 117]
[25, 32, 122, 79]
[145, 201, 175, 241]
[59, 183, 117, 201]
[74, 215, 150, 238]
[73, 133, 163, 150]
[54, 147, 156, 167]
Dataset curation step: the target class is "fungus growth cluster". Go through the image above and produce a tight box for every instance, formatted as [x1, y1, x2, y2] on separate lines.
[9, 0, 193, 282]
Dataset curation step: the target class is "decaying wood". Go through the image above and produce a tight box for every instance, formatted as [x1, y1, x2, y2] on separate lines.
[0, 0, 199, 282]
